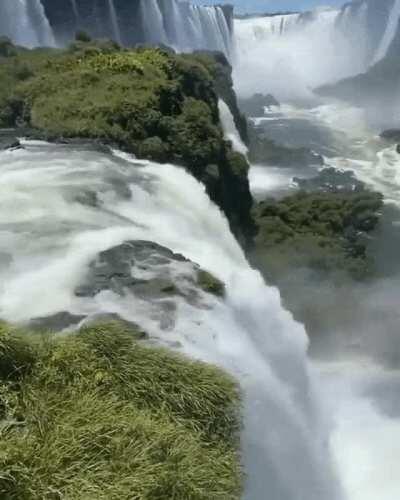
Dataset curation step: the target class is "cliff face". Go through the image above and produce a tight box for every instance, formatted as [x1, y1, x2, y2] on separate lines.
[0, 41, 254, 246]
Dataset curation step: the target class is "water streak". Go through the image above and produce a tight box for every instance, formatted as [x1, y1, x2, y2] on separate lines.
[372, 0, 400, 63]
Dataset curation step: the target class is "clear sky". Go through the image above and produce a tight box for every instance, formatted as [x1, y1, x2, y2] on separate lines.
[194, 1, 346, 14]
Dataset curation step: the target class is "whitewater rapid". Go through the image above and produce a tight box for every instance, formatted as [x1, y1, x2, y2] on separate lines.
[0, 141, 343, 499]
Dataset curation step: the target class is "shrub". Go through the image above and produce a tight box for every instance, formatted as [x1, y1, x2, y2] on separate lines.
[75, 30, 92, 43]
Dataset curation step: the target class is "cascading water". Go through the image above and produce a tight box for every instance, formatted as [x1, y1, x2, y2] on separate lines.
[107, 0, 122, 45]
[70, 0, 80, 21]
[218, 100, 249, 156]
[0, 140, 344, 500]
[372, 0, 400, 64]
[34, 0, 232, 57]
[233, 8, 369, 100]
[0, 0, 55, 48]
[140, 0, 168, 46]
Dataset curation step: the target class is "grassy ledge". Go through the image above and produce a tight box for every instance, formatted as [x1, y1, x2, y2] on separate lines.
[0, 321, 241, 500]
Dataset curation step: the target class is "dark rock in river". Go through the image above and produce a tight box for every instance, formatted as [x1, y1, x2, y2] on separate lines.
[0, 130, 23, 150]
[381, 129, 400, 143]
[29, 311, 86, 331]
[248, 123, 323, 167]
[239, 93, 280, 117]
[75, 240, 225, 302]
[293, 167, 365, 193]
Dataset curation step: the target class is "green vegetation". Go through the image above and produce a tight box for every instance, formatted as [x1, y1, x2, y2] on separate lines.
[251, 190, 383, 281]
[0, 40, 253, 244]
[197, 270, 226, 297]
[0, 322, 241, 499]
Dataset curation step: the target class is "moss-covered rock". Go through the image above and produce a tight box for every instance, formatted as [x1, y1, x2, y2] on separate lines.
[197, 270, 226, 297]
[0, 322, 241, 499]
[0, 42, 254, 245]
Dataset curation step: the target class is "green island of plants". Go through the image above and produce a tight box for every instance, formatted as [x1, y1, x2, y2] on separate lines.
[0, 321, 241, 499]
[251, 189, 384, 282]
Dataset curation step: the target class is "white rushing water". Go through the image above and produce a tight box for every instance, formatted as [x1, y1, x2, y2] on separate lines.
[218, 100, 248, 156]
[233, 9, 368, 99]
[140, 0, 231, 56]
[0, 0, 55, 48]
[318, 359, 400, 500]
[0, 141, 343, 500]
[372, 0, 400, 64]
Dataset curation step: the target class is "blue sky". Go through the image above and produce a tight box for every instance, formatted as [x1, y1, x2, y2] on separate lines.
[194, 1, 345, 14]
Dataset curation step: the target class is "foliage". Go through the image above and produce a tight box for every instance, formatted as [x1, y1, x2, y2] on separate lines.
[75, 30, 92, 43]
[252, 190, 383, 281]
[0, 322, 241, 499]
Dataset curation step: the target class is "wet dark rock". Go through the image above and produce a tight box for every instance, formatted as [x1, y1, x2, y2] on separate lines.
[29, 311, 86, 331]
[396, 144, 400, 155]
[74, 190, 99, 207]
[81, 313, 149, 339]
[248, 124, 323, 167]
[74, 240, 224, 303]
[381, 129, 400, 143]
[239, 93, 280, 117]
[293, 168, 365, 193]
[0, 130, 22, 150]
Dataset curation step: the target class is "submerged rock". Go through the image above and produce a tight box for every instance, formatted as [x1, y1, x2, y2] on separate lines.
[75, 240, 225, 303]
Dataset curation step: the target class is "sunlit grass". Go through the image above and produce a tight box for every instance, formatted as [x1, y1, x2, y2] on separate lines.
[0, 322, 241, 499]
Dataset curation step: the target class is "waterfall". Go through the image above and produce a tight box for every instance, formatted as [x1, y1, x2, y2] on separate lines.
[0, 141, 344, 499]
[372, 0, 400, 64]
[70, 0, 80, 21]
[0, 0, 55, 48]
[140, 0, 168, 45]
[107, 0, 122, 45]
[0, 0, 232, 57]
[234, 8, 369, 100]
[138, 0, 231, 56]
[219, 100, 248, 156]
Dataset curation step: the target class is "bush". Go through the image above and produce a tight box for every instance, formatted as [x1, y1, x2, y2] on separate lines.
[75, 30, 92, 43]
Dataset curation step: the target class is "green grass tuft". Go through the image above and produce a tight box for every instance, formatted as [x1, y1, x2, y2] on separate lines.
[0, 322, 241, 499]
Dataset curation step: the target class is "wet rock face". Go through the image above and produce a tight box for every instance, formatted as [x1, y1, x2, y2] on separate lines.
[28, 240, 225, 333]
[74, 241, 189, 300]
[75, 239, 224, 302]
[0, 130, 22, 150]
